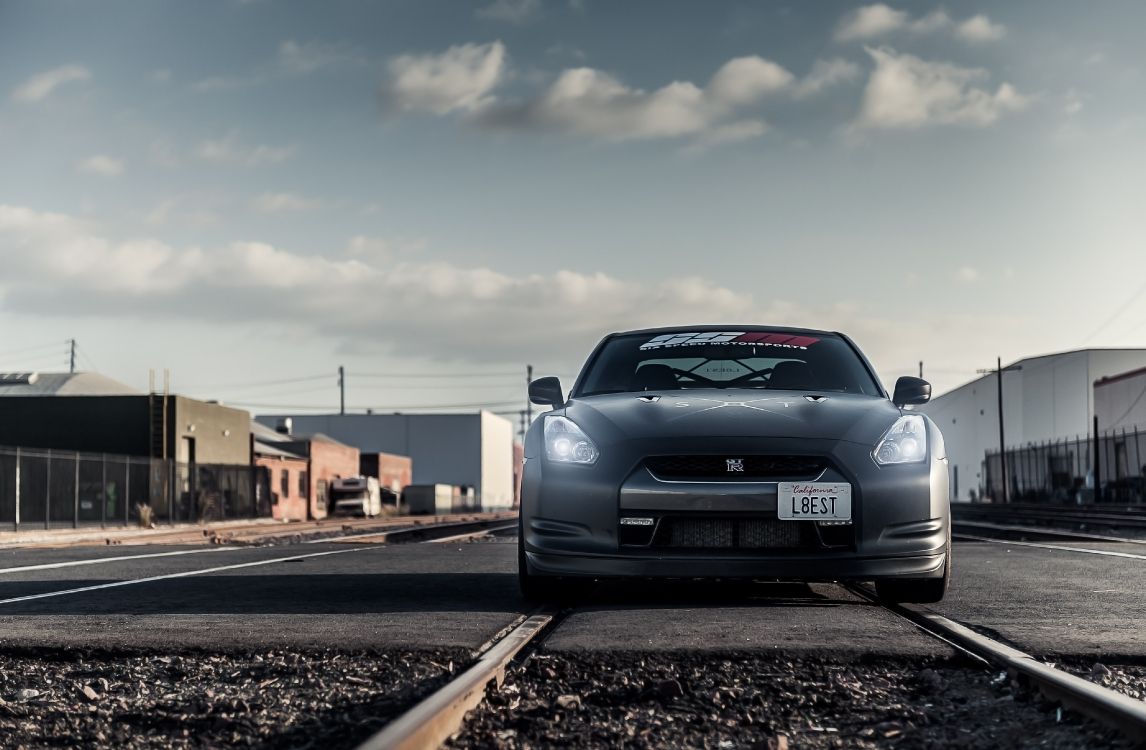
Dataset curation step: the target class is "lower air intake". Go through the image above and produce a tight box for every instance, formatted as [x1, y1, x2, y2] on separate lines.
[658, 518, 807, 549]
[670, 519, 735, 548]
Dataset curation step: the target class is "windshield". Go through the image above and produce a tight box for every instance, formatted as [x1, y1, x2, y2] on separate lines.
[577, 331, 883, 397]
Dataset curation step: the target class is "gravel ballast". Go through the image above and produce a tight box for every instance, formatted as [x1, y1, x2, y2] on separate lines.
[0, 648, 467, 749]
[448, 651, 1133, 749]
[1071, 661, 1146, 703]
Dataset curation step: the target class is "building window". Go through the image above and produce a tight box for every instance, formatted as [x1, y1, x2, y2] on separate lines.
[299, 470, 308, 498]
[281, 469, 290, 499]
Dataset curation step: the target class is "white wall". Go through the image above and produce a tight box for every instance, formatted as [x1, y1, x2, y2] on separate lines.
[480, 411, 515, 508]
[1095, 368, 1146, 432]
[920, 349, 1146, 502]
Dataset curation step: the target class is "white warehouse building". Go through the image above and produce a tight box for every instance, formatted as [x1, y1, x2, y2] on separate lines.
[255, 411, 516, 509]
[1095, 366, 1146, 433]
[919, 348, 1146, 503]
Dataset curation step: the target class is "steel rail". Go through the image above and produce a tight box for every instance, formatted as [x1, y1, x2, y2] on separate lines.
[321, 518, 517, 545]
[954, 506, 1146, 529]
[356, 611, 556, 750]
[847, 584, 1146, 743]
[952, 519, 1146, 544]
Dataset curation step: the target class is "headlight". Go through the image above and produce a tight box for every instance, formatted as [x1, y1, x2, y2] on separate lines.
[544, 416, 599, 465]
[872, 414, 928, 465]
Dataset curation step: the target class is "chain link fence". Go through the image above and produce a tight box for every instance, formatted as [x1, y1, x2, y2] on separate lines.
[983, 426, 1146, 504]
[0, 445, 268, 531]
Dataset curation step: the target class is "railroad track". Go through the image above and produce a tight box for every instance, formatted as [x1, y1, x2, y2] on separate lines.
[953, 503, 1146, 535]
[3, 522, 1144, 747]
[359, 559, 1146, 749]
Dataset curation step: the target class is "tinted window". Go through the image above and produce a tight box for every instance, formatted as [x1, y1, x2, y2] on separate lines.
[577, 331, 882, 396]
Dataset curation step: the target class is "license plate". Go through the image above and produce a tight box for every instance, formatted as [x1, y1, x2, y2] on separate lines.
[777, 482, 852, 520]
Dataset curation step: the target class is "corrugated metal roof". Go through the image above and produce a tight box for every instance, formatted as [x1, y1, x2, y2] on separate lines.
[250, 419, 292, 442]
[253, 438, 307, 460]
[0, 372, 141, 397]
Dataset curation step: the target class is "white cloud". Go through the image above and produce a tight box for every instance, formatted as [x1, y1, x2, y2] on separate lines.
[793, 58, 862, 98]
[475, 54, 793, 142]
[955, 14, 1007, 43]
[76, 155, 124, 177]
[0, 203, 894, 364]
[150, 68, 172, 84]
[835, 5, 1003, 44]
[855, 47, 1028, 129]
[834, 4, 908, 41]
[707, 57, 794, 106]
[383, 44, 865, 144]
[955, 266, 979, 283]
[0, 204, 1042, 388]
[197, 133, 296, 166]
[252, 192, 319, 213]
[11, 65, 91, 102]
[476, 0, 540, 24]
[521, 68, 709, 138]
[381, 41, 507, 115]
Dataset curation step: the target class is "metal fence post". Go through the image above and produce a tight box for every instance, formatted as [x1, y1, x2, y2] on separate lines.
[44, 449, 51, 530]
[74, 453, 80, 529]
[124, 458, 131, 526]
[14, 446, 20, 532]
[1134, 428, 1143, 504]
[101, 454, 107, 528]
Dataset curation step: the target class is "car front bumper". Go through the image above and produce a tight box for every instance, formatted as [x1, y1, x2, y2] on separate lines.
[525, 548, 946, 580]
[521, 434, 950, 581]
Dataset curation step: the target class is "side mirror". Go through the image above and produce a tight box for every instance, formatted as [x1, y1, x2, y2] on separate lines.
[529, 376, 564, 407]
[892, 376, 931, 407]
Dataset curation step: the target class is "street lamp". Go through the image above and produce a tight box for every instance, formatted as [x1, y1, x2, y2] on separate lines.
[976, 357, 1023, 503]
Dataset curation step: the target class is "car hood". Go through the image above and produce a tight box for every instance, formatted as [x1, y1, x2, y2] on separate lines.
[564, 390, 902, 446]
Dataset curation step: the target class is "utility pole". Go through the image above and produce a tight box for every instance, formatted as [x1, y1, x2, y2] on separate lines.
[338, 366, 345, 415]
[918, 361, 923, 379]
[526, 364, 533, 426]
[69, 339, 76, 374]
[996, 357, 1006, 502]
[519, 410, 527, 441]
[1093, 414, 1102, 502]
[977, 357, 1023, 503]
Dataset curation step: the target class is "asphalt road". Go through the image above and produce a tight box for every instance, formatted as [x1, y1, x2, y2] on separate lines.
[0, 536, 1142, 660]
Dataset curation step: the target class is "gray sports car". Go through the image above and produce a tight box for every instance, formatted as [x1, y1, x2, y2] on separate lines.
[519, 326, 950, 603]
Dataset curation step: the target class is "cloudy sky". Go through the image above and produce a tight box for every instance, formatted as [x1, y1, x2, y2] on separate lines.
[2, 0, 1145, 420]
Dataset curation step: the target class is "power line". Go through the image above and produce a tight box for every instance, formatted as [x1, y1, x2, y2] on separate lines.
[0, 342, 64, 359]
[350, 370, 522, 379]
[76, 342, 99, 373]
[0, 354, 68, 371]
[180, 373, 332, 391]
[1107, 380, 1146, 429]
[1082, 279, 1146, 344]
[192, 384, 336, 400]
[227, 398, 525, 411]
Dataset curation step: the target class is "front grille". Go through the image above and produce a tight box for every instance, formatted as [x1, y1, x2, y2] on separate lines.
[645, 455, 827, 481]
[654, 517, 810, 549]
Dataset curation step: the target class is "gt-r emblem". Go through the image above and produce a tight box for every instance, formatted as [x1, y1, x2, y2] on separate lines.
[726, 458, 745, 472]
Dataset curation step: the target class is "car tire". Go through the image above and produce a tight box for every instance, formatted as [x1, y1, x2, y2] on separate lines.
[875, 525, 951, 604]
